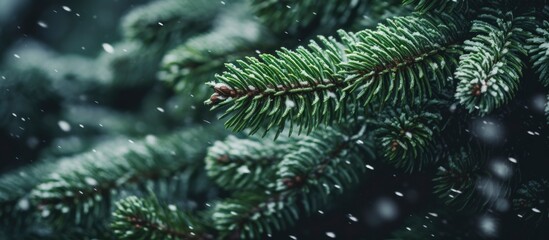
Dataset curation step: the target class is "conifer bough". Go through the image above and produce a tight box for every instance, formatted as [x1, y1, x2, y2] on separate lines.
[455, 9, 534, 115]
[206, 14, 468, 135]
[3, 0, 549, 239]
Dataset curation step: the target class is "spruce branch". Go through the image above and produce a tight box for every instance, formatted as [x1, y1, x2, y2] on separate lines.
[513, 179, 549, 225]
[206, 34, 348, 135]
[0, 161, 57, 236]
[29, 125, 227, 229]
[211, 126, 374, 239]
[205, 134, 296, 191]
[341, 14, 466, 107]
[455, 8, 534, 115]
[528, 6, 549, 86]
[211, 192, 297, 240]
[207, 14, 468, 135]
[373, 102, 443, 172]
[111, 196, 213, 240]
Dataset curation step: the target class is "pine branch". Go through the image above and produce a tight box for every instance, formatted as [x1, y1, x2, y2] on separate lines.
[373, 102, 443, 172]
[250, 0, 367, 35]
[214, 192, 301, 239]
[112, 196, 213, 240]
[513, 179, 549, 225]
[529, 6, 549, 86]
[159, 3, 273, 100]
[0, 161, 57, 236]
[29, 125, 227, 230]
[121, 0, 221, 46]
[342, 14, 466, 106]
[455, 8, 534, 115]
[211, 126, 374, 239]
[205, 134, 296, 191]
[206, 14, 468, 135]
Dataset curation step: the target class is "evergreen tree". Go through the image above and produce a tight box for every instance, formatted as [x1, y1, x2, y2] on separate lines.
[1, 0, 549, 239]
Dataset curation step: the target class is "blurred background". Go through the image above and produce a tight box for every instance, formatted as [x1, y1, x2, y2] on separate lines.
[1, 0, 201, 173]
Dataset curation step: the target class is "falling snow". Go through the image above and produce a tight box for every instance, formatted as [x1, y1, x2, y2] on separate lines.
[102, 43, 114, 54]
[37, 21, 48, 28]
[478, 215, 498, 237]
[58, 120, 71, 132]
[237, 165, 251, 174]
[347, 213, 358, 222]
[285, 99, 296, 108]
[84, 177, 97, 186]
[168, 204, 177, 211]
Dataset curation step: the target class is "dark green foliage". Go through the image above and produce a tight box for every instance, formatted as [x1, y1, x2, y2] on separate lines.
[207, 14, 468, 135]
[403, 0, 470, 14]
[455, 8, 534, 115]
[274, 126, 373, 198]
[205, 134, 296, 191]
[206, 35, 347, 135]
[121, 0, 221, 46]
[433, 151, 511, 211]
[529, 7, 549, 86]
[110, 0, 227, 88]
[112, 196, 213, 240]
[29, 125, 226, 230]
[3, 1, 549, 239]
[513, 179, 549, 225]
[0, 161, 57, 236]
[433, 151, 482, 210]
[341, 14, 466, 107]
[374, 104, 442, 172]
[211, 192, 298, 239]
[159, 4, 273, 99]
[211, 126, 374, 239]
[250, 0, 366, 35]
